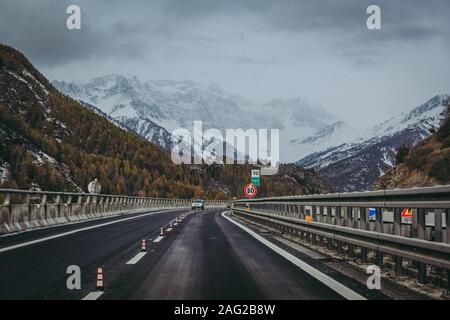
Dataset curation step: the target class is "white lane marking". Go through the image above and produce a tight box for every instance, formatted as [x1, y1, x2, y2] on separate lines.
[153, 236, 164, 243]
[126, 252, 147, 265]
[221, 212, 366, 301]
[0, 209, 176, 253]
[173, 223, 178, 226]
[82, 291, 104, 300]
[166, 228, 173, 232]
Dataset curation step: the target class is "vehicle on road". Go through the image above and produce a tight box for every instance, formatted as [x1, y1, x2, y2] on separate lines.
[191, 199, 205, 210]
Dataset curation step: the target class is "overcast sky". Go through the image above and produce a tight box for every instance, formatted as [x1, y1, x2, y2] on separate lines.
[1, 0, 449, 125]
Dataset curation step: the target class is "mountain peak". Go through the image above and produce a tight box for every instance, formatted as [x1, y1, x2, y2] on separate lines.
[296, 95, 449, 191]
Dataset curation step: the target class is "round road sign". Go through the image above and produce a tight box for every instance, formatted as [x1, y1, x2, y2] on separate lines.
[88, 179, 102, 194]
[244, 183, 257, 198]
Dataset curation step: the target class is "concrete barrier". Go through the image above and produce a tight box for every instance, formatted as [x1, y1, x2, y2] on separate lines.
[0, 189, 228, 235]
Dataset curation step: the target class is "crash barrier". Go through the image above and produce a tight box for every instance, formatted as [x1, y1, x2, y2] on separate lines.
[232, 185, 450, 290]
[0, 188, 228, 235]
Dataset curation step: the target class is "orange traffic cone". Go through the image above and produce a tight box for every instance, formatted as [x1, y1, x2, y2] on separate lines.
[141, 239, 147, 252]
[95, 267, 104, 291]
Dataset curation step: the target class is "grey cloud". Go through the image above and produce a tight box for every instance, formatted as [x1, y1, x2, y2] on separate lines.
[0, 0, 149, 66]
[0, 0, 449, 124]
[2, 0, 449, 68]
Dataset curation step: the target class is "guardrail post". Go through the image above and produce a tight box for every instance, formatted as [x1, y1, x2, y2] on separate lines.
[334, 206, 341, 225]
[55, 195, 61, 222]
[66, 195, 72, 218]
[312, 205, 317, 222]
[102, 197, 108, 214]
[346, 207, 355, 257]
[327, 206, 332, 224]
[375, 207, 383, 233]
[415, 208, 427, 284]
[434, 209, 443, 242]
[337, 239, 343, 255]
[446, 209, 450, 244]
[417, 208, 426, 240]
[345, 206, 352, 228]
[360, 207, 369, 263]
[360, 207, 368, 229]
[393, 207, 403, 275]
[41, 194, 47, 223]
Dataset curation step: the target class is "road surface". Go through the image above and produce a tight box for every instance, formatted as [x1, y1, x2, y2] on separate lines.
[0, 208, 342, 300]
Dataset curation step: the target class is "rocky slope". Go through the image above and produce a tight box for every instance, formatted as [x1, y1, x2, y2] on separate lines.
[374, 97, 450, 189]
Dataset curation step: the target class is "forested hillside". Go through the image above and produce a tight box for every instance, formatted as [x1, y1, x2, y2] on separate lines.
[0, 44, 332, 199]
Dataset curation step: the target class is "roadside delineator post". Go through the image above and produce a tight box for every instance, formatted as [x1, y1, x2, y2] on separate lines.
[160, 227, 164, 236]
[141, 239, 147, 252]
[95, 267, 104, 291]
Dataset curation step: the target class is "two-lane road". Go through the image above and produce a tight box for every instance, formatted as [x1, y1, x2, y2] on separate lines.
[0, 208, 343, 300]
[0, 208, 186, 299]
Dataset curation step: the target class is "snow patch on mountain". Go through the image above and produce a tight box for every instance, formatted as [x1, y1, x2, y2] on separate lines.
[288, 121, 359, 161]
[54, 75, 335, 160]
[297, 95, 448, 191]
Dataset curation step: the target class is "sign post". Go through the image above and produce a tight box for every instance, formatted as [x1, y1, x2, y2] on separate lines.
[251, 169, 260, 187]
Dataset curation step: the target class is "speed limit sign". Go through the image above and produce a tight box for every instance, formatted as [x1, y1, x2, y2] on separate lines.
[244, 183, 257, 198]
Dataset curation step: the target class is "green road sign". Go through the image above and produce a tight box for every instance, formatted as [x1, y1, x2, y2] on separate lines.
[251, 177, 260, 186]
[251, 169, 260, 187]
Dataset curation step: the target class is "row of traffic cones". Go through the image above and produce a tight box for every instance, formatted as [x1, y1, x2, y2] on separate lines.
[93, 212, 192, 291]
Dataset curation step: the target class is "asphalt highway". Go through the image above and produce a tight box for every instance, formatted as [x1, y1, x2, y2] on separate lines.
[0, 208, 343, 300]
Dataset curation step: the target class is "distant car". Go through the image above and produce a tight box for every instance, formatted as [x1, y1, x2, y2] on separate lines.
[191, 199, 205, 210]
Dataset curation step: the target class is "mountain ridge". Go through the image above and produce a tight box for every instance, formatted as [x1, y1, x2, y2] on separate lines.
[53, 75, 337, 161]
[1, 44, 332, 198]
[374, 97, 450, 189]
[296, 95, 448, 191]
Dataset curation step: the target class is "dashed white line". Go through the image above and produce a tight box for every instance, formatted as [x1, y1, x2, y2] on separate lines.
[126, 252, 147, 265]
[221, 211, 366, 301]
[0, 209, 176, 253]
[153, 236, 164, 243]
[82, 291, 104, 300]
[166, 228, 173, 232]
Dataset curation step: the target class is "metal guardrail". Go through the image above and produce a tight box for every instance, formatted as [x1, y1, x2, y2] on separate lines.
[232, 185, 450, 289]
[0, 188, 228, 235]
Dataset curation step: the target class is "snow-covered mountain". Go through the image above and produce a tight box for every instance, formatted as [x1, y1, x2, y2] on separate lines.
[296, 95, 448, 191]
[53, 75, 334, 160]
[289, 121, 359, 160]
[53, 75, 446, 193]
